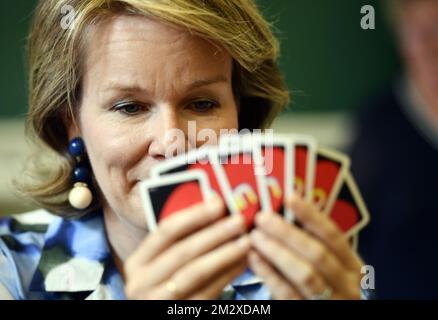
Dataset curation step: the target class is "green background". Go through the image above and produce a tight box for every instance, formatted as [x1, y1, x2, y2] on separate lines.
[0, 0, 401, 118]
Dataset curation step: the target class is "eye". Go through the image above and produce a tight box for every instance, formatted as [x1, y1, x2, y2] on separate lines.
[113, 102, 145, 115]
[187, 99, 219, 113]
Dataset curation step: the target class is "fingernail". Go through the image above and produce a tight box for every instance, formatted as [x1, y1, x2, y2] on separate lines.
[207, 195, 223, 215]
[255, 211, 274, 225]
[289, 193, 302, 206]
[255, 212, 266, 225]
[226, 215, 245, 234]
[285, 194, 302, 212]
[250, 230, 264, 243]
[236, 235, 251, 249]
[248, 251, 260, 264]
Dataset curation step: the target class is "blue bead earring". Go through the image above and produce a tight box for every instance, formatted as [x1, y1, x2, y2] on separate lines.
[68, 137, 93, 210]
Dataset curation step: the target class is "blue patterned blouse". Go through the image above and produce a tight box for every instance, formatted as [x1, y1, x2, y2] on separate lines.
[0, 209, 270, 300]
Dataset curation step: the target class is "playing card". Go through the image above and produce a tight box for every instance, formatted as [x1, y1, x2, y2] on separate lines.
[327, 171, 370, 238]
[313, 147, 350, 214]
[147, 133, 370, 241]
[349, 234, 359, 251]
[140, 170, 211, 231]
[212, 142, 265, 229]
[219, 133, 294, 217]
[257, 135, 295, 222]
[293, 135, 317, 203]
[149, 146, 239, 216]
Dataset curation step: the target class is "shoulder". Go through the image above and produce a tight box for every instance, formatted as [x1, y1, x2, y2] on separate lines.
[10, 209, 57, 224]
[0, 209, 57, 244]
[355, 84, 401, 128]
[1, 209, 56, 230]
[0, 209, 57, 299]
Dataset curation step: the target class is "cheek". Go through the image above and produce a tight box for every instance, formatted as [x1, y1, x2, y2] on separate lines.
[210, 102, 239, 129]
[79, 110, 145, 197]
[193, 104, 239, 147]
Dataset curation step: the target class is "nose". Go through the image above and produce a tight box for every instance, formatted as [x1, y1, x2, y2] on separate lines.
[147, 104, 187, 160]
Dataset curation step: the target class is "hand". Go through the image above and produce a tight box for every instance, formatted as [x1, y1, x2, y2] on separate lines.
[248, 195, 363, 300]
[124, 196, 250, 299]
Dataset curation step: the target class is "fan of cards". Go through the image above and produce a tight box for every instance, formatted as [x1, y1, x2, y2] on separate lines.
[140, 133, 370, 250]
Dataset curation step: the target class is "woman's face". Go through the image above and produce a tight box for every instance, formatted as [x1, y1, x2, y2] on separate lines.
[69, 15, 239, 229]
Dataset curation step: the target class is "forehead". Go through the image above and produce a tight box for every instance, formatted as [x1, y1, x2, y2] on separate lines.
[94, 14, 211, 48]
[81, 14, 232, 83]
[79, 14, 233, 98]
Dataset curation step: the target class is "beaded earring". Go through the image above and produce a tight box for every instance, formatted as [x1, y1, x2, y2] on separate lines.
[67, 137, 93, 210]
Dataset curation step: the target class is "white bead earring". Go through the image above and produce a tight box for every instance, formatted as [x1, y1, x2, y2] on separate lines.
[67, 137, 93, 210]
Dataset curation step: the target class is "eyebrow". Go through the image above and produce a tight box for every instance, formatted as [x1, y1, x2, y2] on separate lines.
[102, 75, 229, 94]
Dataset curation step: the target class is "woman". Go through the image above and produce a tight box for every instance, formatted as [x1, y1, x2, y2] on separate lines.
[0, 0, 363, 300]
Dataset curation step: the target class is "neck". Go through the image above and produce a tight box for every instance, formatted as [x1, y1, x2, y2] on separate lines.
[103, 205, 148, 280]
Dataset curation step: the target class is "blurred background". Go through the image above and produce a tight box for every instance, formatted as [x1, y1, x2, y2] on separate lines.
[0, 0, 399, 214]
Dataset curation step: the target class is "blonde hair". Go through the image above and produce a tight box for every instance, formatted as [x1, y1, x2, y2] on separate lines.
[19, 0, 289, 217]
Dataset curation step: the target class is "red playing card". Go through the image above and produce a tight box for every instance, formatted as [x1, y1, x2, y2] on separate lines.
[150, 148, 237, 216]
[312, 148, 350, 213]
[328, 172, 370, 238]
[159, 180, 204, 220]
[141, 171, 211, 231]
[261, 145, 286, 215]
[295, 146, 308, 199]
[215, 150, 263, 229]
[288, 135, 317, 213]
[218, 134, 294, 222]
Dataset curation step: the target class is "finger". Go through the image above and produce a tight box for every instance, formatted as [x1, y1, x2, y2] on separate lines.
[160, 235, 251, 298]
[250, 229, 327, 299]
[140, 214, 246, 287]
[126, 195, 225, 270]
[286, 194, 363, 270]
[248, 250, 303, 300]
[187, 261, 247, 300]
[255, 211, 349, 292]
